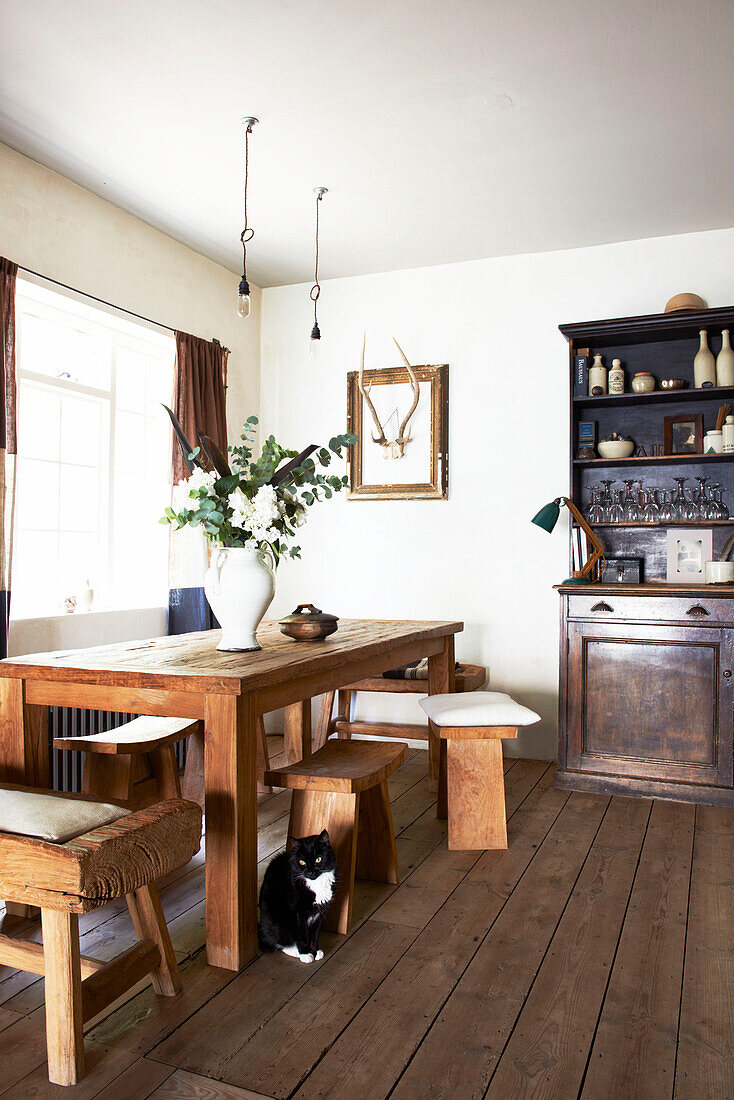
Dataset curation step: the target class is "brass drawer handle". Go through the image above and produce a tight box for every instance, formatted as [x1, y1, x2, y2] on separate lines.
[687, 605, 710, 617]
[590, 601, 614, 613]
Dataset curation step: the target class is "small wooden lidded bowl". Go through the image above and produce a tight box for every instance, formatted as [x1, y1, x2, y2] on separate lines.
[279, 604, 339, 641]
[664, 292, 707, 313]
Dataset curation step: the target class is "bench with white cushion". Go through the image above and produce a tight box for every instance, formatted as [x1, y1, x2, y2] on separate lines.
[419, 691, 541, 850]
[0, 784, 201, 1086]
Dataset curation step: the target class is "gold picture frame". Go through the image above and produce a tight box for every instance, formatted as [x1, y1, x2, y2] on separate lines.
[346, 363, 449, 500]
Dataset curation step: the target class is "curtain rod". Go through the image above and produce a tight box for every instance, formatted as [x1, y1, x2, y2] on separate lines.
[18, 263, 230, 354]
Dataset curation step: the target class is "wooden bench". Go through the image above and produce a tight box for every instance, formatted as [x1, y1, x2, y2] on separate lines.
[314, 663, 487, 749]
[54, 713, 274, 807]
[0, 785, 201, 1086]
[265, 739, 408, 934]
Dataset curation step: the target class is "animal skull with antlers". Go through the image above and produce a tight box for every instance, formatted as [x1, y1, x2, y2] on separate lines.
[358, 335, 421, 459]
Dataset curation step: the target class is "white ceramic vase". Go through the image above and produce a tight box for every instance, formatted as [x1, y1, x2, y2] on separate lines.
[204, 546, 275, 652]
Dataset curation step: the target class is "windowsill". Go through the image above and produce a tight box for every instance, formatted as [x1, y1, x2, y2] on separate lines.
[8, 605, 168, 658]
[10, 605, 167, 624]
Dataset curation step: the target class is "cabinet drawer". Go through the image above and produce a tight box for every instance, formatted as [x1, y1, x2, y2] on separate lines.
[566, 592, 734, 626]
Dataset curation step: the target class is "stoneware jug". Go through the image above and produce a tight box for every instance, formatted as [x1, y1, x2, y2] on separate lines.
[717, 329, 734, 387]
[204, 546, 275, 651]
[694, 329, 716, 388]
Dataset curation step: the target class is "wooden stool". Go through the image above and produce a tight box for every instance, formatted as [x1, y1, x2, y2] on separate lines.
[0, 784, 201, 1086]
[313, 663, 487, 749]
[53, 714, 273, 807]
[420, 692, 541, 850]
[265, 739, 409, 934]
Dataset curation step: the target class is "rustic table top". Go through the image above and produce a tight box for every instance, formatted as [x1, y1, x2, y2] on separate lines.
[0, 619, 463, 695]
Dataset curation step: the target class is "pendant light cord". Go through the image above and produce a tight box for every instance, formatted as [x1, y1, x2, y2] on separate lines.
[310, 190, 323, 324]
[240, 124, 254, 285]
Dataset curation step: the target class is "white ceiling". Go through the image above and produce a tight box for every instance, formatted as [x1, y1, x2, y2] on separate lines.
[1, 0, 733, 287]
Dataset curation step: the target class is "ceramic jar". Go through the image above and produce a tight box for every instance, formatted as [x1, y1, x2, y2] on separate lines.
[704, 429, 724, 454]
[723, 415, 734, 454]
[631, 372, 655, 394]
[694, 329, 716, 388]
[588, 354, 607, 396]
[717, 329, 734, 386]
[608, 358, 625, 394]
[204, 546, 275, 652]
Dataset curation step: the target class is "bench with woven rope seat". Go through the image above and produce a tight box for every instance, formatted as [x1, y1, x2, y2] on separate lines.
[313, 663, 487, 748]
[53, 713, 274, 807]
[0, 783, 201, 1087]
[265, 738, 409, 935]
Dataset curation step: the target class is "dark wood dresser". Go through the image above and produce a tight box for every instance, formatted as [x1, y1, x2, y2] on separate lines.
[556, 583, 734, 806]
[556, 304, 734, 806]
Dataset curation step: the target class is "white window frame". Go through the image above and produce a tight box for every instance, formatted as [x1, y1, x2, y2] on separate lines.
[12, 275, 174, 620]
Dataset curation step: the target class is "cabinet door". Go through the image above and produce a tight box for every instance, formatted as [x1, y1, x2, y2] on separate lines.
[567, 621, 733, 787]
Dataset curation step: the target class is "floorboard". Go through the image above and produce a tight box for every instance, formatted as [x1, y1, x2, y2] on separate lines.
[0, 747, 730, 1099]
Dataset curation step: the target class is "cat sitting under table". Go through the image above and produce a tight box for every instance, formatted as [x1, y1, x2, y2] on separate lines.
[258, 830, 336, 963]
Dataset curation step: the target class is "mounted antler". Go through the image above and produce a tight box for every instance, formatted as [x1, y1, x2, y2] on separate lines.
[358, 333, 388, 446]
[392, 338, 420, 450]
[356, 334, 421, 459]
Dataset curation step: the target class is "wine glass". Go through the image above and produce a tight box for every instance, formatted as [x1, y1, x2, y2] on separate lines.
[600, 480, 615, 522]
[622, 479, 640, 522]
[672, 477, 689, 521]
[587, 487, 604, 525]
[640, 489, 660, 523]
[658, 490, 674, 523]
[608, 490, 624, 524]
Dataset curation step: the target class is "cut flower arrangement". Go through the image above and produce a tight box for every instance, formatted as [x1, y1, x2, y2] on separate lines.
[161, 410, 357, 568]
[160, 408, 358, 651]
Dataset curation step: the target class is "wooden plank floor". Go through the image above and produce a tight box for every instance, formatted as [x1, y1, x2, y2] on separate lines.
[0, 739, 732, 1098]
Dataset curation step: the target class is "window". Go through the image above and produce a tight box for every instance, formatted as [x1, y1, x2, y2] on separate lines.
[12, 278, 175, 619]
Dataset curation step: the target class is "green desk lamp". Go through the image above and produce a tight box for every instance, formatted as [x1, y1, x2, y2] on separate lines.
[532, 496, 605, 584]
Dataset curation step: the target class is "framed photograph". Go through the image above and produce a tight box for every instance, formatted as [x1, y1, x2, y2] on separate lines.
[346, 363, 448, 500]
[666, 528, 712, 584]
[664, 413, 703, 456]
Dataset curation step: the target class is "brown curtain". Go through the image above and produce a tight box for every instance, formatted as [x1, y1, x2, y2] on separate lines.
[172, 331, 227, 483]
[0, 258, 18, 658]
[168, 331, 227, 636]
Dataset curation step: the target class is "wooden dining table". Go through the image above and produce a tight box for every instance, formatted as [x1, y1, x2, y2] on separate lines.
[0, 618, 462, 971]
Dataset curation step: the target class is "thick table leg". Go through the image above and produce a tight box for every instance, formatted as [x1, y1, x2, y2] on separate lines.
[204, 692, 258, 970]
[0, 678, 48, 919]
[284, 700, 312, 764]
[427, 635, 455, 793]
[446, 738, 508, 850]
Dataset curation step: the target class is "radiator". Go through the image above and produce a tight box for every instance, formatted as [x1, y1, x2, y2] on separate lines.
[48, 708, 187, 792]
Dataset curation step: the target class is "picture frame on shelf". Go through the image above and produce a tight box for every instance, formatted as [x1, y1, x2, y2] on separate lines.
[666, 528, 713, 584]
[663, 413, 703, 456]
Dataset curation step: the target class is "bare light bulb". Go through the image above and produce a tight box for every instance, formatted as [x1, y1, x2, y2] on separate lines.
[309, 321, 321, 359]
[237, 276, 251, 319]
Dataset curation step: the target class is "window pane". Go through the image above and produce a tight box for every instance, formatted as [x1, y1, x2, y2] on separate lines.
[17, 384, 60, 461]
[60, 394, 104, 466]
[20, 312, 111, 388]
[59, 464, 100, 532]
[116, 347, 147, 411]
[58, 531, 99, 594]
[115, 410, 146, 473]
[12, 532, 60, 617]
[15, 458, 60, 530]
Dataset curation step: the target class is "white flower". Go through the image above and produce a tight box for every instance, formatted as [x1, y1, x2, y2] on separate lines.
[172, 467, 216, 511]
[228, 487, 250, 514]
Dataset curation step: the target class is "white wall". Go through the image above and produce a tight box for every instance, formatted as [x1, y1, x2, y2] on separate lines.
[260, 227, 734, 758]
[0, 142, 261, 443]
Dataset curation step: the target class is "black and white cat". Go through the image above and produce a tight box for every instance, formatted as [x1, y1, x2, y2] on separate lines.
[257, 830, 336, 963]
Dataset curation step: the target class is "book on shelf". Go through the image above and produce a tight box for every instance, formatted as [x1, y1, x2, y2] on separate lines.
[573, 351, 589, 397]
